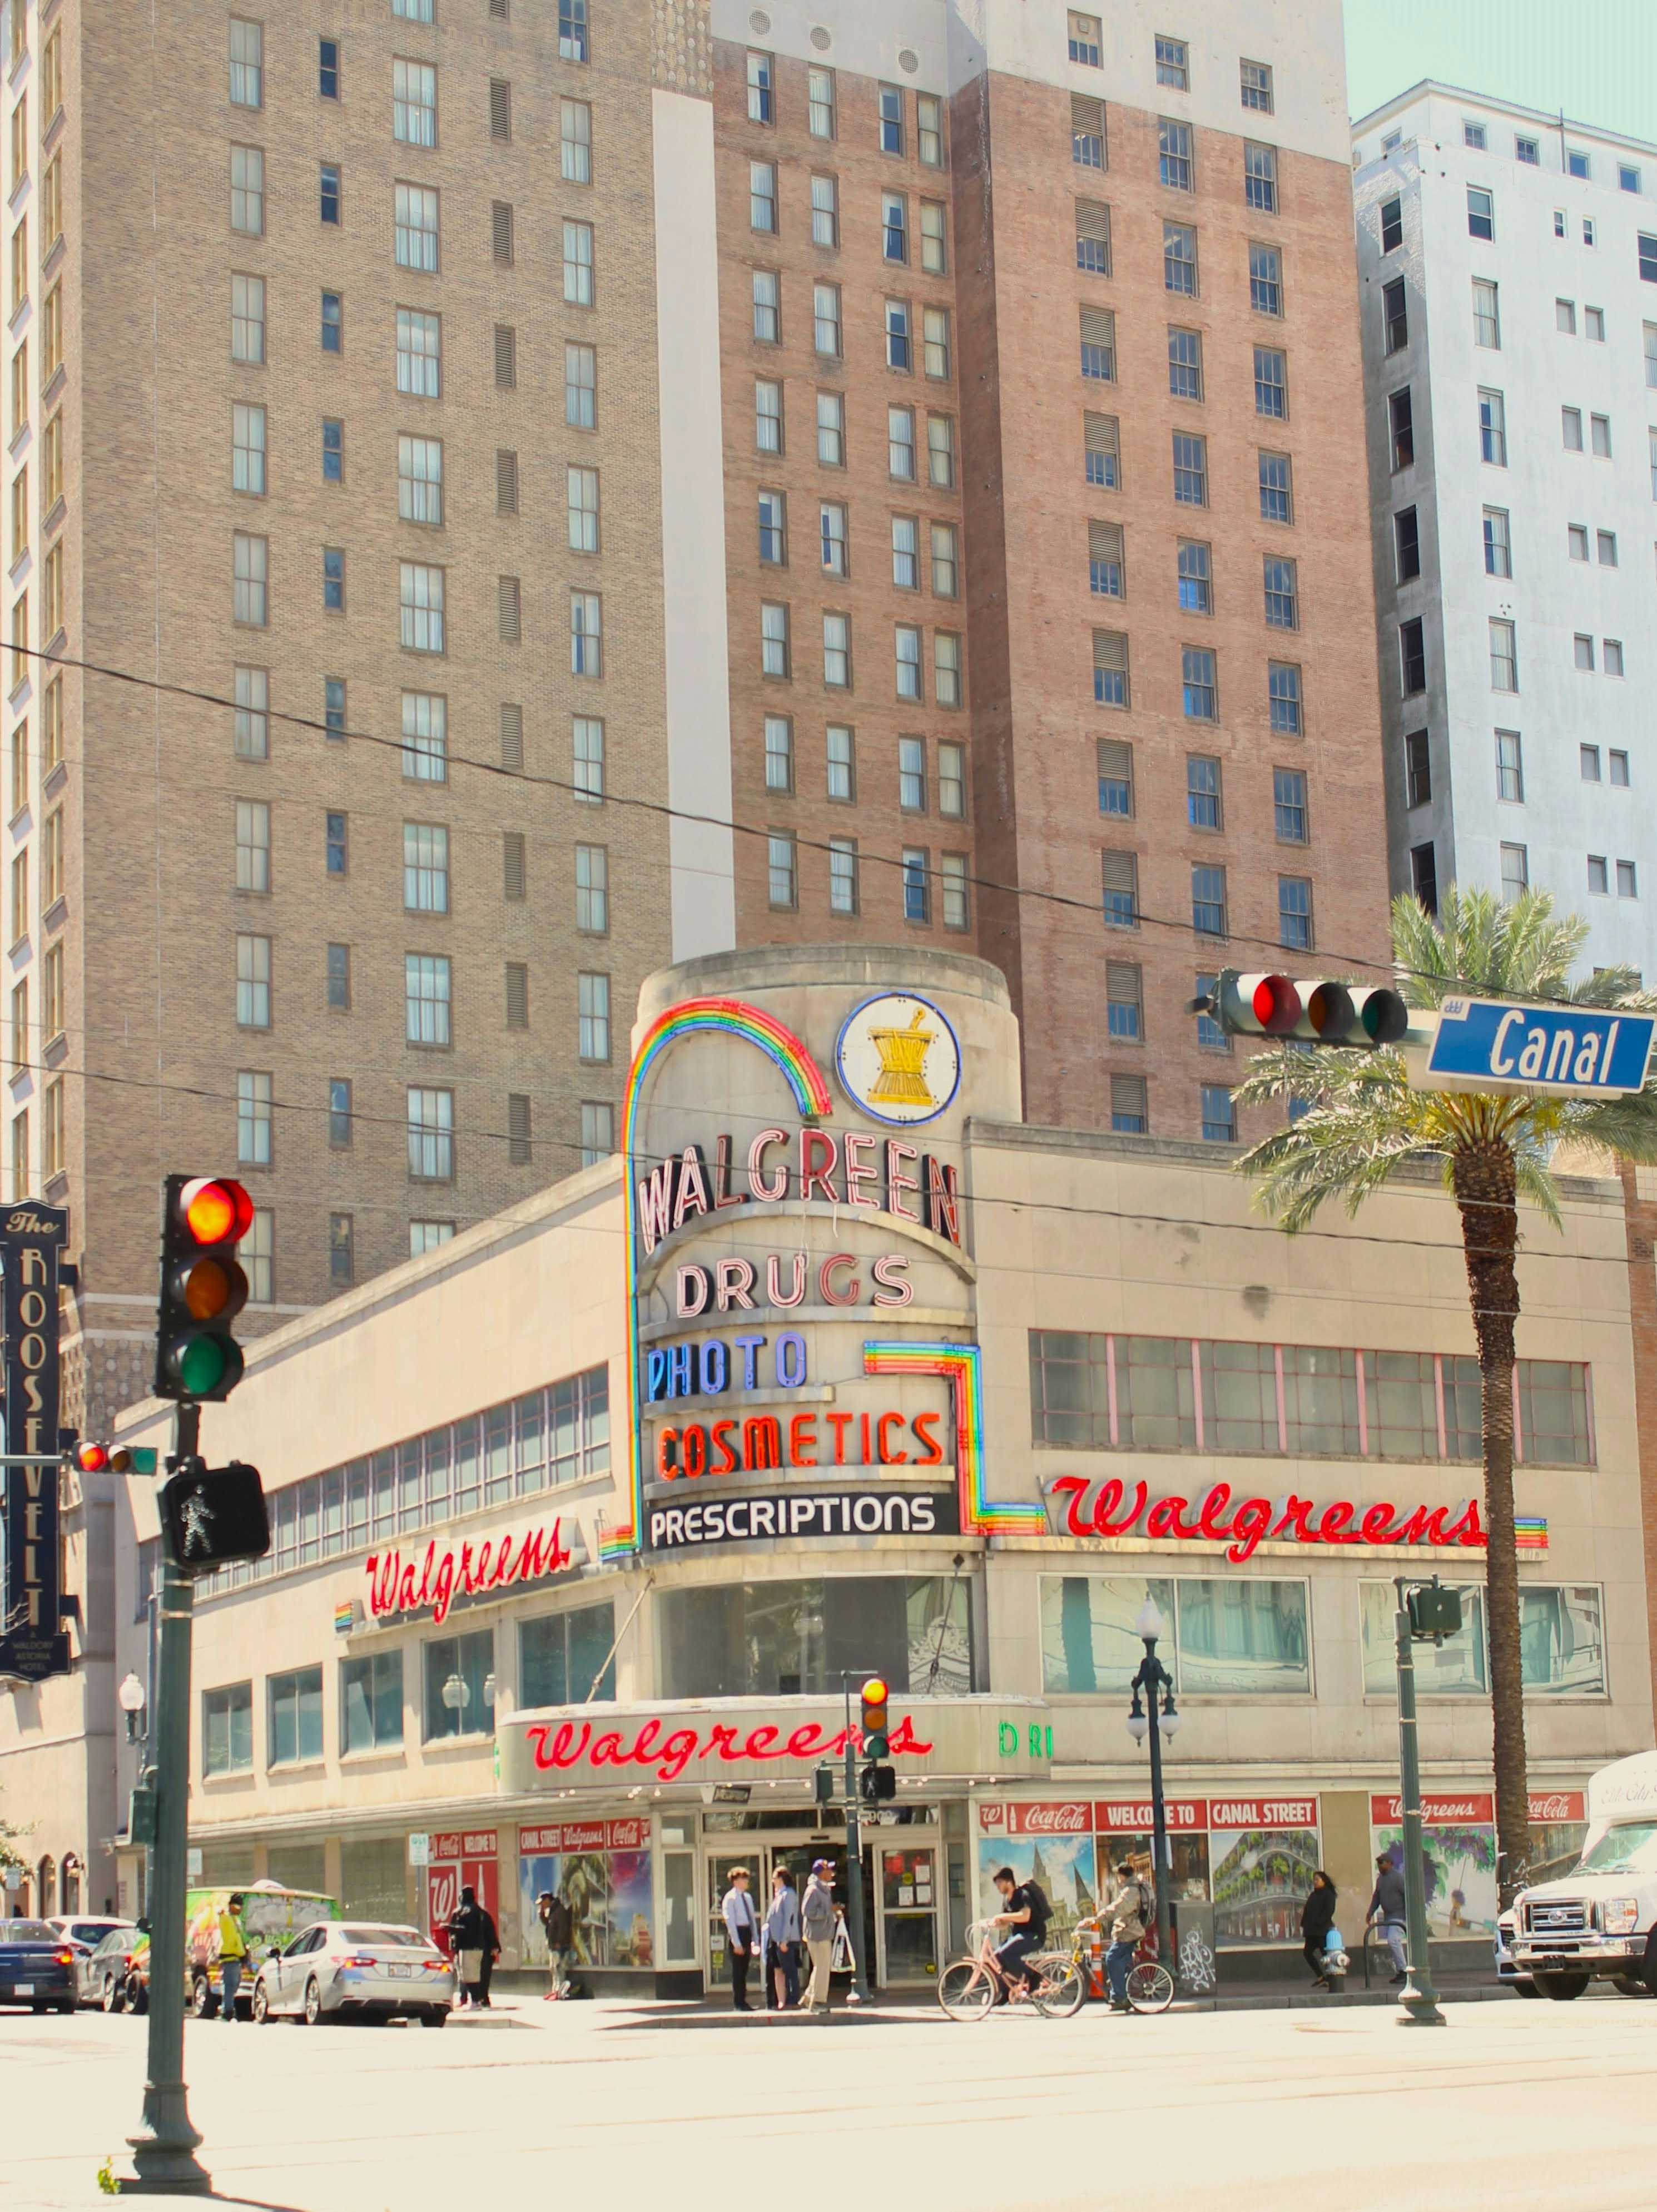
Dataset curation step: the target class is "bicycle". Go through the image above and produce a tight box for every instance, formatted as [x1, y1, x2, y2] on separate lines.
[937, 1918, 1088, 2021]
[1073, 1913, 1176, 2015]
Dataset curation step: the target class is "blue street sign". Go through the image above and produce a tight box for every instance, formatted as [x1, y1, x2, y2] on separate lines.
[1418, 995, 1656, 1098]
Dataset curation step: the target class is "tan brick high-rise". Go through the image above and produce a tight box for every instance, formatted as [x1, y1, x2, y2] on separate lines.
[4, 0, 1390, 1432]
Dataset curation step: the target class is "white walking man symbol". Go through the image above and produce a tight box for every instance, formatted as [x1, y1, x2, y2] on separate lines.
[178, 1490, 216, 1559]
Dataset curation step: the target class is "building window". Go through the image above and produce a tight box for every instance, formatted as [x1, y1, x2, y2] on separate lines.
[1248, 241, 1282, 317]
[1605, 639, 1625, 678]
[236, 933, 271, 1028]
[403, 822, 449, 913]
[820, 503, 847, 575]
[1588, 855, 1609, 896]
[1472, 278, 1500, 348]
[1200, 1087, 1236, 1143]
[1182, 646, 1217, 720]
[751, 160, 777, 234]
[578, 973, 610, 1062]
[394, 183, 439, 272]
[901, 848, 930, 925]
[423, 1631, 493, 1742]
[1390, 388, 1414, 470]
[1090, 518, 1125, 597]
[823, 613, 850, 688]
[1482, 507, 1514, 577]
[321, 547, 346, 612]
[1072, 94, 1105, 170]
[1080, 305, 1115, 381]
[234, 667, 269, 761]
[1274, 767, 1308, 842]
[879, 84, 904, 156]
[1172, 432, 1207, 505]
[1240, 59, 1273, 111]
[329, 1078, 352, 1148]
[324, 678, 346, 739]
[1398, 618, 1426, 695]
[267, 1665, 324, 1769]
[405, 954, 451, 1048]
[407, 1087, 454, 1182]
[812, 282, 839, 355]
[1515, 135, 1538, 165]
[1383, 277, 1407, 353]
[817, 391, 845, 467]
[397, 308, 441, 397]
[232, 532, 268, 627]
[1244, 141, 1277, 214]
[918, 93, 942, 166]
[767, 833, 797, 910]
[521, 1602, 617, 1707]
[1596, 529, 1618, 567]
[1489, 618, 1517, 692]
[1254, 346, 1287, 419]
[340, 1651, 401, 1753]
[321, 418, 344, 484]
[1085, 411, 1119, 490]
[1381, 197, 1403, 254]
[203, 1683, 254, 1777]
[899, 735, 927, 812]
[1076, 197, 1112, 275]
[882, 190, 908, 264]
[934, 632, 962, 706]
[1411, 842, 1438, 913]
[560, 98, 592, 184]
[924, 305, 950, 380]
[1106, 959, 1142, 1041]
[1495, 729, 1524, 804]
[1393, 506, 1421, 581]
[1581, 745, 1601, 783]
[326, 944, 350, 1010]
[1500, 843, 1529, 903]
[1191, 863, 1226, 935]
[829, 838, 858, 915]
[319, 162, 342, 226]
[1093, 629, 1129, 708]
[231, 273, 266, 364]
[765, 715, 793, 792]
[399, 563, 445, 653]
[826, 726, 855, 802]
[1257, 450, 1292, 525]
[747, 48, 773, 125]
[563, 221, 594, 306]
[895, 626, 922, 700]
[921, 200, 947, 274]
[230, 145, 265, 236]
[229, 17, 264, 107]
[1175, 538, 1210, 613]
[568, 466, 601, 556]
[1154, 32, 1188, 87]
[1479, 388, 1506, 465]
[1467, 185, 1495, 241]
[808, 67, 836, 139]
[235, 798, 270, 892]
[1619, 860, 1639, 899]
[327, 1212, 355, 1286]
[1069, 9, 1103, 65]
[761, 602, 790, 678]
[391, 57, 438, 147]
[401, 693, 447, 782]
[1561, 406, 1583, 452]
[891, 515, 919, 590]
[1167, 324, 1202, 400]
[1162, 224, 1198, 301]
[570, 591, 603, 677]
[885, 300, 911, 371]
[573, 717, 605, 802]
[755, 380, 782, 455]
[394, 435, 443, 527]
[1187, 753, 1221, 830]
[1159, 117, 1192, 190]
[576, 844, 608, 935]
[1573, 633, 1595, 672]
[240, 1207, 274, 1302]
[580, 1102, 614, 1167]
[564, 341, 596, 428]
[1591, 413, 1612, 458]
[811, 173, 839, 249]
[1278, 875, 1312, 951]
[236, 1070, 272, 1167]
[1268, 663, 1302, 736]
[1263, 556, 1298, 629]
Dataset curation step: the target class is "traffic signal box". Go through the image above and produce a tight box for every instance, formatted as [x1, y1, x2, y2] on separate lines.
[859, 1677, 896, 1803]
[1210, 971, 1410, 1047]
[153, 1175, 254, 1402]
[159, 1457, 271, 1574]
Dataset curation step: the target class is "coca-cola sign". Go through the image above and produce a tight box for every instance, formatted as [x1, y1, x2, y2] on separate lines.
[978, 1801, 1090, 1836]
[1529, 1791, 1586, 1824]
[431, 1830, 498, 1859]
[519, 1819, 650, 1855]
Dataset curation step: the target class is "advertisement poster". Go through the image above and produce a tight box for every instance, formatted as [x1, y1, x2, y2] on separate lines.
[974, 1832, 1097, 1945]
[1207, 1801, 1321, 1946]
[1370, 1795, 1498, 1938]
[519, 1819, 653, 1970]
[425, 1832, 498, 1957]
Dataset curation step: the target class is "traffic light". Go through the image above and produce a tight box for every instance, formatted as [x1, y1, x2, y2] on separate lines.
[1208, 971, 1410, 1048]
[860, 1677, 891, 1761]
[75, 1444, 159, 1476]
[153, 1174, 254, 1402]
[859, 1763, 897, 1805]
[158, 1458, 270, 1573]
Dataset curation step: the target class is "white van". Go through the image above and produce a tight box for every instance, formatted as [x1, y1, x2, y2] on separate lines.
[1510, 1750, 1657, 1999]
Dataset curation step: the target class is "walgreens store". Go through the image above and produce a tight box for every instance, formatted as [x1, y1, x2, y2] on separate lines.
[112, 945, 1646, 1990]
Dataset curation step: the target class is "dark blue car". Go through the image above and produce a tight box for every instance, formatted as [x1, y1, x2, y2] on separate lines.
[0, 1918, 77, 2013]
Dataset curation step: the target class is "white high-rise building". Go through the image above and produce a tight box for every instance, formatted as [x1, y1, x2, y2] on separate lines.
[1352, 84, 1657, 971]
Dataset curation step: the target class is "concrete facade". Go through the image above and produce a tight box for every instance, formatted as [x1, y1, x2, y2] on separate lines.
[1352, 84, 1657, 961]
[96, 943, 1648, 1984]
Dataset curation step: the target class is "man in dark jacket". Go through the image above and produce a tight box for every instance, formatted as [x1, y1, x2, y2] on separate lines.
[537, 1890, 573, 2001]
[447, 1886, 500, 2009]
[1368, 1852, 1408, 1985]
[1301, 1871, 1338, 1988]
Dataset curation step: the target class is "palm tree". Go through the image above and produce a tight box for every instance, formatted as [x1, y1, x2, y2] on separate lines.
[1233, 886, 1657, 1901]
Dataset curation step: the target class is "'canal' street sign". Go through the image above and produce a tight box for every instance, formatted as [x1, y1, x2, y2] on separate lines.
[1410, 995, 1656, 1099]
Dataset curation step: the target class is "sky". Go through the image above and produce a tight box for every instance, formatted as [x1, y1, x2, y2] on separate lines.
[1343, 0, 1657, 143]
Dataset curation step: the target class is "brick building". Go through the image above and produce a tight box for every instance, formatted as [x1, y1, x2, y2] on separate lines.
[0, 0, 1390, 1436]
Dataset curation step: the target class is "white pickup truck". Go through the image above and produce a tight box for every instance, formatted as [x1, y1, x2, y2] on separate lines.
[1507, 1749, 1657, 1999]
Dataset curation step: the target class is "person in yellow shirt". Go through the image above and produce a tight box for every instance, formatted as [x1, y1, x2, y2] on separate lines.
[217, 1894, 247, 2023]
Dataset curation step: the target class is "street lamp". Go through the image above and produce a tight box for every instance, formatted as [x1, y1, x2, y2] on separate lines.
[118, 1672, 148, 1744]
[441, 1673, 470, 1719]
[1126, 1599, 1178, 1983]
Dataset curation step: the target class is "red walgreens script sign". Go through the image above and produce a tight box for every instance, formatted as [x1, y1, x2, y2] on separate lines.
[519, 1819, 651, 1855]
[1371, 1791, 1586, 1826]
[1208, 1798, 1318, 1829]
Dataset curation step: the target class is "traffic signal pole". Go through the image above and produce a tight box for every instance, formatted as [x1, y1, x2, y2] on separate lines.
[126, 1402, 210, 2196]
[1392, 1581, 1445, 2028]
[840, 1674, 871, 2003]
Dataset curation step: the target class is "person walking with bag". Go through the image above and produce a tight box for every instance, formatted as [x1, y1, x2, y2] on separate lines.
[765, 1867, 801, 2012]
[721, 1867, 761, 2012]
[1102, 1860, 1152, 2013]
[800, 1860, 836, 2014]
[447, 1885, 494, 2011]
[1368, 1851, 1408, 1986]
[1301, 1870, 1338, 1990]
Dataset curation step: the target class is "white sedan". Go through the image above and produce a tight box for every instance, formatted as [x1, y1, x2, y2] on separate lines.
[250, 1922, 454, 2027]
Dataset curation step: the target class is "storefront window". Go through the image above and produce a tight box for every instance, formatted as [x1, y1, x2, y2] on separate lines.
[423, 1628, 494, 1740]
[1360, 1581, 1603, 1697]
[267, 1664, 323, 1766]
[340, 1838, 407, 1922]
[519, 1819, 653, 1969]
[1361, 1581, 1487, 1695]
[519, 1600, 616, 1705]
[658, 1575, 973, 1699]
[1041, 1575, 1308, 1695]
[341, 1649, 404, 1753]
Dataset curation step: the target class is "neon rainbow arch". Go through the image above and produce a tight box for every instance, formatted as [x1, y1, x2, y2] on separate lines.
[862, 1343, 1045, 1535]
[603, 997, 834, 1560]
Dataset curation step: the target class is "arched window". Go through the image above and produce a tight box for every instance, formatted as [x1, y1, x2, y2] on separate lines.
[61, 1855, 81, 1914]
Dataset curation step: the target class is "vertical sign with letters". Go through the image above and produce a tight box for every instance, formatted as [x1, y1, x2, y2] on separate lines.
[0, 1201, 70, 1681]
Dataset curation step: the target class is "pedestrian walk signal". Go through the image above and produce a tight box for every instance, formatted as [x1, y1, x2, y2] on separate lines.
[1207, 971, 1410, 1048]
[153, 1174, 254, 1402]
[158, 1457, 269, 1573]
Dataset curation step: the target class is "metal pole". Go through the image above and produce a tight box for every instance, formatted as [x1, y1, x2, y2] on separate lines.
[840, 1675, 870, 2002]
[1393, 1580, 1445, 2027]
[125, 1405, 211, 2194]
[1142, 1640, 1174, 1980]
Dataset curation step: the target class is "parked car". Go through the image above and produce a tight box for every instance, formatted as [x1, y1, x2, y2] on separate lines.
[1494, 1912, 1540, 1997]
[0, 1919, 78, 2013]
[250, 1921, 454, 2026]
[81, 1927, 147, 2011]
[187, 1882, 338, 2020]
[49, 1915, 133, 1954]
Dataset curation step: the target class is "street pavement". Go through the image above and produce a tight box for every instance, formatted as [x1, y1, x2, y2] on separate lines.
[2, 1990, 1652, 2211]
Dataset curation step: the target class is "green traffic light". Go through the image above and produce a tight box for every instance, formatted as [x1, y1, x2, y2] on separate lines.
[176, 1336, 227, 1395]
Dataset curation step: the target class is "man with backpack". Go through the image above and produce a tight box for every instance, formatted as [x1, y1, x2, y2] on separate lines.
[1103, 1859, 1152, 2013]
[990, 1866, 1051, 1999]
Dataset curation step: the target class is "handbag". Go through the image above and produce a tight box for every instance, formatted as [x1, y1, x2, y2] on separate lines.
[830, 1918, 854, 1973]
[458, 1947, 484, 1982]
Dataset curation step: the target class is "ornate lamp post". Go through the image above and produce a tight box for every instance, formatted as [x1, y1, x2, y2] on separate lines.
[1126, 1599, 1181, 1980]
[118, 1672, 148, 1745]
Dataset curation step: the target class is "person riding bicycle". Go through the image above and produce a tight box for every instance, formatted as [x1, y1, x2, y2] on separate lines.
[990, 1867, 1050, 1998]
[1102, 1859, 1152, 2013]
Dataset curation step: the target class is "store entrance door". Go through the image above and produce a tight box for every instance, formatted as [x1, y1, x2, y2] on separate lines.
[704, 1839, 876, 1992]
[876, 1842, 940, 1986]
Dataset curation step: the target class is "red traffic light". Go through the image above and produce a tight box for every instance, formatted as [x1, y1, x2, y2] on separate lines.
[1220, 973, 1302, 1036]
[77, 1443, 109, 1474]
[179, 1178, 255, 1246]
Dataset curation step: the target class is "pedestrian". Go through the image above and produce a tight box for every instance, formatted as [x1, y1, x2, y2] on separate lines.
[765, 1867, 801, 2012]
[721, 1867, 761, 2012]
[1101, 1859, 1152, 2013]
[537, 1889, 573, 2001]
[800, 1859, 836, 2013]
[1368, 1851, 1408, 1985]
[447, 1885, 497, 2010]
[216, 1894, 247, 2023]
[1301, 1870, 1338, 1990]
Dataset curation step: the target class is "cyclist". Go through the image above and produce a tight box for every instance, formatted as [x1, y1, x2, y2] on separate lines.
[990, 1866, 1050, 1999]
[1102, 1860, 1152, 2013]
